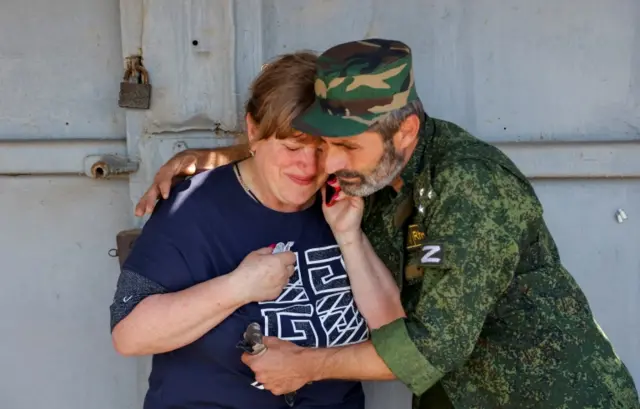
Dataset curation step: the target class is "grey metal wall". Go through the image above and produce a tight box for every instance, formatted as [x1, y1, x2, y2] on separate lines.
[0, 0, 138, 408]
[1, 0, 638, 408]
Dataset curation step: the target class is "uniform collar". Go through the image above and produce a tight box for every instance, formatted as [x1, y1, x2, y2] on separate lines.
[362, 114, 436, 233]
[399, 114, 434, 194]
[374, 115, 436, 236]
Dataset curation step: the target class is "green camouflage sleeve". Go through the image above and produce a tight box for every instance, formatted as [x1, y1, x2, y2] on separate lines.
[371, 160, 526, 395]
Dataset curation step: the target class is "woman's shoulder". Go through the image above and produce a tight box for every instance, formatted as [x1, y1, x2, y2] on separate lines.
[148, 163, 239, 223]
[184, 161, 237, 190]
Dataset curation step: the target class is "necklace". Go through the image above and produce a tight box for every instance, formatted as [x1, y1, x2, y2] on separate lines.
[233, 162, 261, 203]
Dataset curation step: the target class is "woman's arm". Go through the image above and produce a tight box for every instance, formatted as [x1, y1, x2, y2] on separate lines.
[111, 271, 246, 356]
[111, 245, 295, 356]
[337, 231, 406, 329]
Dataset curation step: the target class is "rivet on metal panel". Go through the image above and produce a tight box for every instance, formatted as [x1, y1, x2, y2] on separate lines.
[84, 154, 139, 179]
[615, 208, 628, 223]
[190, 0, 214, 53]
[173, 141, 188, 154]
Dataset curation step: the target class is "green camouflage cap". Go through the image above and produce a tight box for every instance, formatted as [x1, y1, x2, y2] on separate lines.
[292, 38, 420, 137]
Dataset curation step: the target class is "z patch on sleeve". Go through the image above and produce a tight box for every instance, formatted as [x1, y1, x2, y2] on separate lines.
[406, 224, 444, 265]
[419, 244, 444, 265]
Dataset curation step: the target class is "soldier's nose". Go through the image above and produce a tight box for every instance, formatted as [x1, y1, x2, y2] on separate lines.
[323, 153, 347, 175]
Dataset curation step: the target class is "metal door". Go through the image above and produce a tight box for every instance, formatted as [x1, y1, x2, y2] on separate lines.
[118, 1, 640, 408]
[0, 0, 138, 408]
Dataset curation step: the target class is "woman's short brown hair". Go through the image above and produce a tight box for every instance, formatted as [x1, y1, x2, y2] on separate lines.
[244, 51, 318, 140]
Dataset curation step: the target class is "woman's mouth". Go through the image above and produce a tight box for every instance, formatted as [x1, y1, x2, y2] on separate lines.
[287, 174, 315, 186]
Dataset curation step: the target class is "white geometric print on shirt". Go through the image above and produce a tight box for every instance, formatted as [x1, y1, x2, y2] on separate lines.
[316, 290, 367, 346]
[260, 304, 319, 347]
[306, 245, 350, 294]
[306, 246, 368, 346]
[259, 242, 368, 348]
[267, 251, 310, 303]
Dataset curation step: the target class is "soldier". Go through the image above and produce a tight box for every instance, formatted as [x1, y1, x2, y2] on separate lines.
[134, 39, 640, 408]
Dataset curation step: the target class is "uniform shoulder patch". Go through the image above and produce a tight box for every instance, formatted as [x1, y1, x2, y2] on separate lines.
[419, 244, 444, 265]
[406, 224, 427, 250]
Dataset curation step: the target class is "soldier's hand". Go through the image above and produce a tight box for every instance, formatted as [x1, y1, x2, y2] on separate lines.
[231, 246, 296, 304]
[134, 144, 250, 217]
[241, 336, 311, 396]
[134, 150, 200, 217]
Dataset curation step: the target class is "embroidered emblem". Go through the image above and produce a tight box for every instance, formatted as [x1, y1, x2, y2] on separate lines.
[406, 224, 427, 250]
[420, 245, 443, 265]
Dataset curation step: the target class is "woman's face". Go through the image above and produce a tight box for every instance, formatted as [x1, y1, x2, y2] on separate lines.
[249, 120, 327, 210]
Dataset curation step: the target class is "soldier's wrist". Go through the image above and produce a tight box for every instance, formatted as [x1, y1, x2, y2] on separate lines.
[300, 347, 331, 382]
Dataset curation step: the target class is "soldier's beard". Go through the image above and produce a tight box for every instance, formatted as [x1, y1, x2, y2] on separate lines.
[335, 139, 405, 197]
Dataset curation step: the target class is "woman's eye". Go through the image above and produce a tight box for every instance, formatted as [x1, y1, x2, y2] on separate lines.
[284, 145, 302, 151]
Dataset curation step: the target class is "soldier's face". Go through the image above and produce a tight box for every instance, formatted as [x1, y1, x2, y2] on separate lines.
[321, 132, 404, 197]
[321, 116, 420, 197]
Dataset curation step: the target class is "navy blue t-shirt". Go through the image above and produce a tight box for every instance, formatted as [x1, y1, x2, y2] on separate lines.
[120, 163, 368, 409]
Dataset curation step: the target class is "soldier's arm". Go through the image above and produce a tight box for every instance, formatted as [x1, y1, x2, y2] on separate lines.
[185, 144, 250, 172]
[368, 160, 526, 396]
[302, 340, 397, 382]
[134, 144, 250, 216]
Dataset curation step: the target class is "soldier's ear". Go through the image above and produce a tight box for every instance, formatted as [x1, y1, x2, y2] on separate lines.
[396, 113, 421, 150]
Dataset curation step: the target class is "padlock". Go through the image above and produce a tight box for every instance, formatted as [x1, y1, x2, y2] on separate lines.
[118, 57, 151, 109]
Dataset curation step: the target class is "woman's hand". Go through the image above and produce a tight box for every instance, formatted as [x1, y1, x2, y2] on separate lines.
[321, 176, 365, 246]
[231, 246, 296, 304]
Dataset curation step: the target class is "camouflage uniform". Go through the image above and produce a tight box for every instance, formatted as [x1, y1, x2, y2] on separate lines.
[293, 39, 640, 409]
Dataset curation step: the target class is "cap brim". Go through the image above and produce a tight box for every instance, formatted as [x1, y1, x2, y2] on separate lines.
[292, 100, 375, 137]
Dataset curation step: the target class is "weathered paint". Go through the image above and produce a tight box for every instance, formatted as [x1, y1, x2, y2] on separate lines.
[0, 177, 137, 409]
[0, 0, 125, 140]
